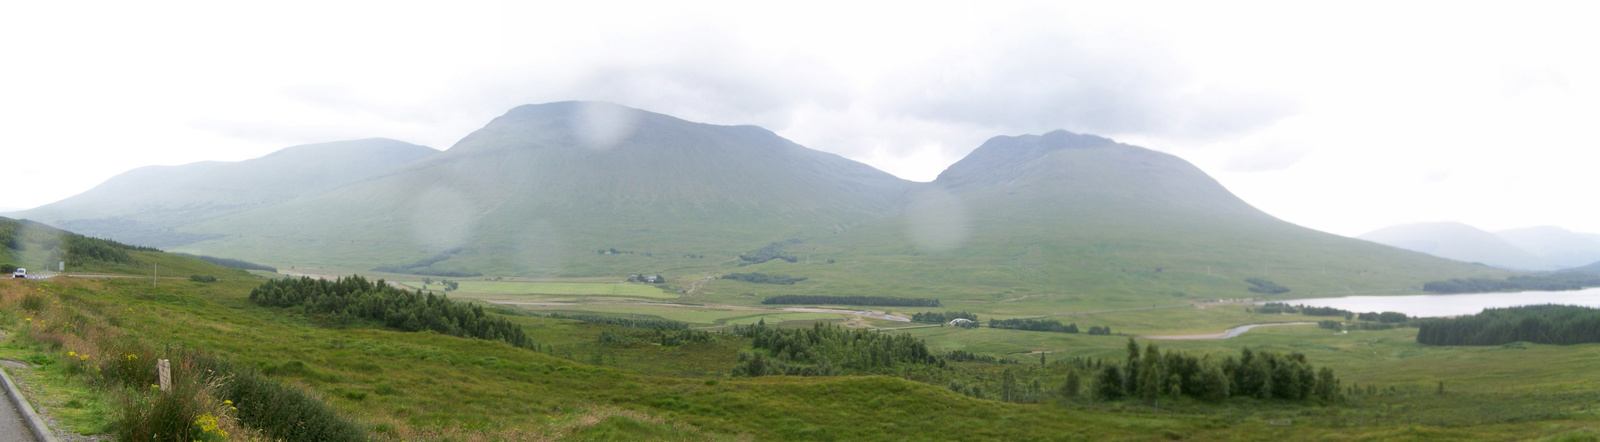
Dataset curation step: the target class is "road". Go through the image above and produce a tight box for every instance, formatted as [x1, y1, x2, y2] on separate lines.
[0, 392, 33, 442]
[0, 363, 38, 442]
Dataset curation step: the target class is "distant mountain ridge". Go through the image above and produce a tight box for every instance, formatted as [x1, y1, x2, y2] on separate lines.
[8, 102, 1507, 303]
[4, 138, 438, 248]
[176, 102, 913, 276]
[1358, 222, 1600, 271]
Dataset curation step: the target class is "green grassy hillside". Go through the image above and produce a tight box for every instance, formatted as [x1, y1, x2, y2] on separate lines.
[1, 216, 239, 277]
[5, 138, 437, 248]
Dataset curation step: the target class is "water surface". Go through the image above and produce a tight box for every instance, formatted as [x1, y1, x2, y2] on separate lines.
[1285, 287, 1600, 318]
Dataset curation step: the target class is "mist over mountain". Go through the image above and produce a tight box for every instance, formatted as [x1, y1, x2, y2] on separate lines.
[4, 138, 437, 248]
[1358, 222, 1600, 271]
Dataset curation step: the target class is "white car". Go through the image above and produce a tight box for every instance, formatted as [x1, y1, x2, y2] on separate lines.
[11, 268, 24, 279]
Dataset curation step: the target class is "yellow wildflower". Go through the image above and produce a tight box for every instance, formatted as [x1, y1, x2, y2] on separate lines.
[194, 413, 228, 437]
[223, 400, 232, 405]
[68, 351, 76, 356]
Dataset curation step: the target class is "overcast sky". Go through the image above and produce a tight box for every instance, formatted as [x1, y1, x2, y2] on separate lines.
[3, 1, 1597, 236]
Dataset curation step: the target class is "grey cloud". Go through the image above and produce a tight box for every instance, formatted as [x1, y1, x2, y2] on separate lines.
[188, 118, 391, 147]
[880, 32, 1297, 144]
[1223, 144, 1311, 173]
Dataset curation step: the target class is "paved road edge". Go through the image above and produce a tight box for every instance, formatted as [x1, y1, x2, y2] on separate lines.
[0, 366, 58, 442]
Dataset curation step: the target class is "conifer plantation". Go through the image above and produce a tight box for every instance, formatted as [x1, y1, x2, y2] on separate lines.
[250, 275, 535, 349]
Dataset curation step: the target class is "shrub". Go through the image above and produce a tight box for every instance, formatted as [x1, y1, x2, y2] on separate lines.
[190, 274, 218, 283]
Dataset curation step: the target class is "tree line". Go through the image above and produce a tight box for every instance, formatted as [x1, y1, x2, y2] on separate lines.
[1245, 277, 1290, 294]
[722, 272, 807, 285]
[545, 312, 689, 330]
[762, 295, 941, 307]
[1416, 304, 1600, 346]
[249, 276, 533, 349]
[1422, 274, 1600, 294]
[1252, 303, 1411, 325]
[1088, 339, 1341, 403]
[989, 318, 1080, 333]
[730, 321, 942, 377]
[910, 311, 977, 324]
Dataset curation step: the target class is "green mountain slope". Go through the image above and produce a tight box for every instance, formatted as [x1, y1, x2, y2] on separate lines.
[178, 102, 912, 276]
[723, 131, 1510, 306]
[5, 138, 437, 248]
[0, 216, 242, 276]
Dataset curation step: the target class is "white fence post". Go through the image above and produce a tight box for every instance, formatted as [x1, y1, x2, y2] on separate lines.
[158, 359, 170, 392]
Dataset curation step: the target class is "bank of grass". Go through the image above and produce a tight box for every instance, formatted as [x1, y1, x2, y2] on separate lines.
[0, 278, 363, 441]
[9, 270, 1600, 439]
[5, 276, 1245, 440]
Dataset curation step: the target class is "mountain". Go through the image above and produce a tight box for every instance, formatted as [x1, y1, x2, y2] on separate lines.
[1494, 226, 1600, 270]
[1560, 260, 1600, 275]
[1356, 222, 1546, 270]
[752, 131, 1509, 304]
[176, 102, 912, 275]
[22, 103, 1504, 303]
[1356, 223, 1600, 271]
[4, 138, 437, 248]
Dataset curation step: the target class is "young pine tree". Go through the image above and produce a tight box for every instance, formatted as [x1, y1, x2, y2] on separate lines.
[1063, 370, 1082, 399]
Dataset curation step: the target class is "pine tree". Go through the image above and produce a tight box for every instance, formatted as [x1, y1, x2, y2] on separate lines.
[1063, 370, 1082, 398]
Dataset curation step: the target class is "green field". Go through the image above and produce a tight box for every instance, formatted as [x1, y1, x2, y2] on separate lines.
[400, 280, 677, 298]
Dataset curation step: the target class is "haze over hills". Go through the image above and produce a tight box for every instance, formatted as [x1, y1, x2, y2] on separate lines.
[4, 138, 438, 248]
[1358, 222, 1600, 271]
[14, 102, 1507, 302]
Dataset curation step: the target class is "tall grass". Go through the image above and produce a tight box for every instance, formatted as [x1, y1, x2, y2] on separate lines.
[2, 282, 364, 441]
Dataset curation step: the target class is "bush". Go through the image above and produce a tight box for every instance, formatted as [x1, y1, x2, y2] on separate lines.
[190, 274, 218, 283]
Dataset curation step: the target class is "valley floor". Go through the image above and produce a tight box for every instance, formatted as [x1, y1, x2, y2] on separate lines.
[2, 274, 1598, 440]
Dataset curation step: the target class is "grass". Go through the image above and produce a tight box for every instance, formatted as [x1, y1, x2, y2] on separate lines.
[0, 340, 118, 435]
[6, 258, 1600, 439]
